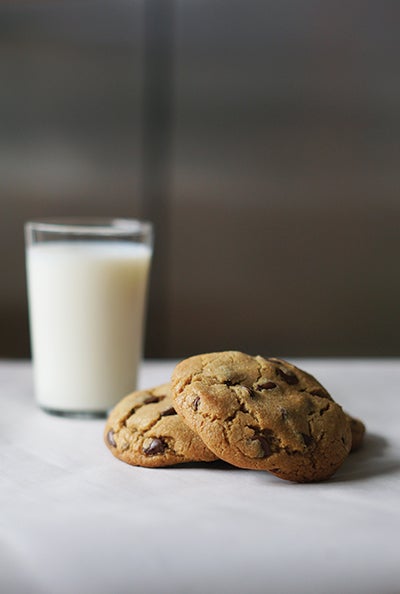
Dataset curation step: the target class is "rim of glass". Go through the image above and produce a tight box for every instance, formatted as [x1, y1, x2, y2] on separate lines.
[25, 218, 152, 237]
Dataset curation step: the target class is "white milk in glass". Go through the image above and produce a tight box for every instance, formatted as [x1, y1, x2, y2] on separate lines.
[26, 241, 151, 413]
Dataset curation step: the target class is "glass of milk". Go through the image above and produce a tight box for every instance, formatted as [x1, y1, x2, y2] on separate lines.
[25, 218, 153, 417]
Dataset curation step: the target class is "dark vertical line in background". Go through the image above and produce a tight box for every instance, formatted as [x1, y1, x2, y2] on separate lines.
[141, 0, 175, 358]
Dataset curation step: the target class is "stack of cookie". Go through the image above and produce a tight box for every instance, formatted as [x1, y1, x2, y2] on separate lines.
[105, 351, 365, 482]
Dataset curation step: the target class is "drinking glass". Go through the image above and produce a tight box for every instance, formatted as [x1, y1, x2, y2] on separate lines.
[25, 218, 153, 417]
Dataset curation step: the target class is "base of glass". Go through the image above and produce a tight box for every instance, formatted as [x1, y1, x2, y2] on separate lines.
[40, 406, 107, 419]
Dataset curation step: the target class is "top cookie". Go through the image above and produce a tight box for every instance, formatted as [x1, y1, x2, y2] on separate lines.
[172, 352, 352, 482]
[105, 383, 217, 467]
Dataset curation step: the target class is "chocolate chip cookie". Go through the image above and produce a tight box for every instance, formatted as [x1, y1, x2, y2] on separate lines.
[105, 384, 217, 467]
[171, 352, 352, 482]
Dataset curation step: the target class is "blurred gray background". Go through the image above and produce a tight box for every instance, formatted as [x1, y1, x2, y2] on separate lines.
[1, 0, 399, 359]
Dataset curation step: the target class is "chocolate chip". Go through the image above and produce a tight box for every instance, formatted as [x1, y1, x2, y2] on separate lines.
[243, 386, 258, 398]
[276, 367, 299, 385]
[161, 407, 176, 417]
[257, 381, 277, 391]
[192, 396, 200, 410]
[143, 395, 164, 404]
[229, 385, 257, 398]
[259, 439, 272, 457]
[255, 435, 273, 457]
[143, 438, 166, 456]
[301, 433, 314, 447]
[309, 389, 328, 399]
[224, 377, 247, 387]
[106, 429, 117, 447]
[253, 430, 276, 458]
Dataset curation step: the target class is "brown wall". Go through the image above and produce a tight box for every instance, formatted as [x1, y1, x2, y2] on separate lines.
[1, 1, 399, 358]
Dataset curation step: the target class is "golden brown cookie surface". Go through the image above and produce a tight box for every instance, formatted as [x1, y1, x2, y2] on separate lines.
[172, 352, 352, 482]
[105, 383, 217, 467]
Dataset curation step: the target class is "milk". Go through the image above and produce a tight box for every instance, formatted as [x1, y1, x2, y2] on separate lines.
[26, 241, 152, 413]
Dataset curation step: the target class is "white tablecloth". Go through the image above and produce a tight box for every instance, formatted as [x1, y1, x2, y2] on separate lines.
[1, 359, 400, 594]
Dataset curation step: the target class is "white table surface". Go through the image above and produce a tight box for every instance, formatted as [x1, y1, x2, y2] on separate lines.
[1, 359, 400, 594]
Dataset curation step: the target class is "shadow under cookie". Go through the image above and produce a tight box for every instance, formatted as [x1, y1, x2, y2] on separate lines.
[328, 433, 399, 482]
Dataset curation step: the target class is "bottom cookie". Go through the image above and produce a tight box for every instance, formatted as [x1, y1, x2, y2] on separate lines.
[346, 414, 366, 452]
[104, 383, 217, 467]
